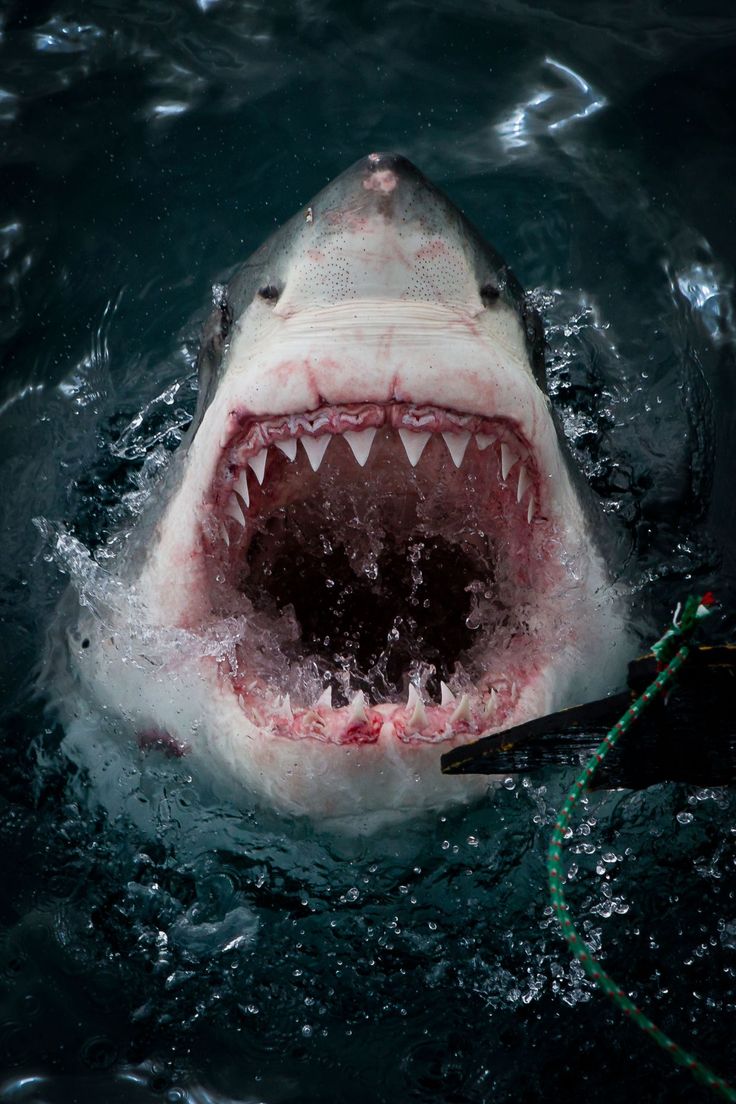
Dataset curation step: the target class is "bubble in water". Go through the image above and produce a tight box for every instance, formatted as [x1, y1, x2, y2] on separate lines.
[362, 555, 378, 580]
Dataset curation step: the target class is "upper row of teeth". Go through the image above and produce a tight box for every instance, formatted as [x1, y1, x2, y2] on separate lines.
[226, 430, 536, 524]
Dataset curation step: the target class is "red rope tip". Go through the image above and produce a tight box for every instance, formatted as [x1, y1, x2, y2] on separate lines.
[701, 591, 716, 608]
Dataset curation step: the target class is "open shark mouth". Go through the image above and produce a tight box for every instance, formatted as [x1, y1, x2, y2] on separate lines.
[201, 401, 563, 747]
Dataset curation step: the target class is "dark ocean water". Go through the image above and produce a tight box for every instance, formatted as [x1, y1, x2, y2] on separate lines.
[1, 2, 735, 1101]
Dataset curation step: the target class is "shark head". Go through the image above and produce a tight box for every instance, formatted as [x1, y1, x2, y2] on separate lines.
[69, 154, 627, 823]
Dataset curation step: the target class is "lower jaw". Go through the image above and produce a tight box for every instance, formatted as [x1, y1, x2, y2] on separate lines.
[227, 634, 551, 747]
[219, 538, 558, 748]
[231, 698, 517, 748]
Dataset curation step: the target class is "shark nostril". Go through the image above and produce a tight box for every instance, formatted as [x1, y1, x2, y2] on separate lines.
[258, 285, 281, 303]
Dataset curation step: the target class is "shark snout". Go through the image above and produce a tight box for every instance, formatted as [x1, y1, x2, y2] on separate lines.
[325, 151, 459, 233]
[362, 152, 401, 194]
[265, 153, 485, 313]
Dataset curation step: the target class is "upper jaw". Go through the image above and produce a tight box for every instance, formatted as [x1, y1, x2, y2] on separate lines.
[141, 338, 583, 627]
[219, 298, 536, 423]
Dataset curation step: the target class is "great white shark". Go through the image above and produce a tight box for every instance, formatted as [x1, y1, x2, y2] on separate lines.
[54, 153, 629, 825]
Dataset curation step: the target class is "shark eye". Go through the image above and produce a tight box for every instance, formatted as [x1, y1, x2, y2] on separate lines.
[480, 283, 500, 305]
[258, 285, 281, 303]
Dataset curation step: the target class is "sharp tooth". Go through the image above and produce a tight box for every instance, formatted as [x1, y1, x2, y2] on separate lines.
[220, 523, 230, 546]
[225, 495, 246, 526]
[441, 430, 471, 468]
[248, 449, 268, 484]
[301, 434, 331, 471]
[407, 690, 428, 733]
[501, 443, 517, 481]
[277, 694, 293, 722]
[275, 438, 297, 461]
[316, 687, 333, 709]
[301, 709, 324, 731]
[406, 684, 427, 730]
[450, 694, 471, 724]
[483, 688, 498, 716]
[233, 470, 250, 507]
[440, 681, 456, 707]
[398, 429, 431, 467]
[527, 496, 534, 524]
[349, 691, 368, 724]
[516, 463, 531, 502]
[343, 428, 377, 466]
[476, 433, 496, 451]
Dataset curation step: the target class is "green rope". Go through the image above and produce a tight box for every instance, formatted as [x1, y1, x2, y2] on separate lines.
[547, 593, 736, 1102]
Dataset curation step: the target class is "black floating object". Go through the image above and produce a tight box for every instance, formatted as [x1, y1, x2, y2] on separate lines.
[440, 645, 736, 789]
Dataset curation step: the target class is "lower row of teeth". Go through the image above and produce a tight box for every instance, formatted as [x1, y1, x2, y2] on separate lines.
[245, 681, 513, 738]
[224, 428, 536, 527]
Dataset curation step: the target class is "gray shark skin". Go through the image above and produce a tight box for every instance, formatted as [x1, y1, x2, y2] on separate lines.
[54, 153, 629, 829]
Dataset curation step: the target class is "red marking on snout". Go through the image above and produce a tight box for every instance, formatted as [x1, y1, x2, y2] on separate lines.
[363, 169, 398, 194]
